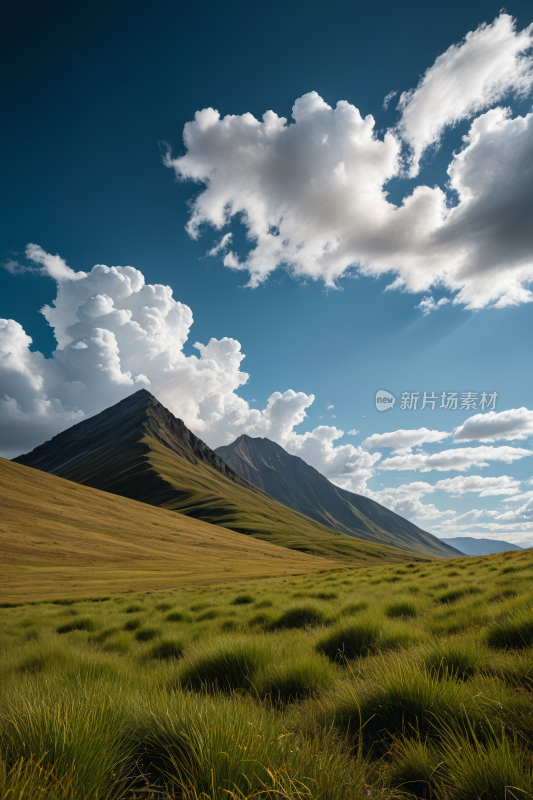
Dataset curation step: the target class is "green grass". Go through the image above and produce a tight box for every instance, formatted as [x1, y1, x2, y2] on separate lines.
[231, 593, 255, 605]
[389, 737, 441, 798]
[434, 586, 481, 604]
[271, 603, 327, 629]
[134, 626, 160, 642]
[261, 653, 331, 704]
[385, 600, 418, 618]
[56, 617, 97, 634]
[1, 548, 533, 798]
[179, 637, 272, 692]
[147, 638, 186, 661]
[486, 610, 533, 650]
[317, 619, 382, 660]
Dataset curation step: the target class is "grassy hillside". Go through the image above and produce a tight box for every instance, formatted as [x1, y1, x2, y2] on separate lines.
[149, 435, 426, 563]
[13, 390, 433, 563]
[0, 458, 342, 602]
[37, 433, 427, 565]
[1, 547, 533, 798]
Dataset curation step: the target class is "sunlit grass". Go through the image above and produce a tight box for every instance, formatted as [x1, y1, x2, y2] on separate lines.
[1, 547, 533, 798]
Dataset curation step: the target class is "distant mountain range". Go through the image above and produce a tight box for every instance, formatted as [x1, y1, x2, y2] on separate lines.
[215, 434, 459, 559]
[13, 389, 434, 564]
[439, 537, 525, 556]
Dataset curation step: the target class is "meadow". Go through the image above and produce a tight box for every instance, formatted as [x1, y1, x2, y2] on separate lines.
[1, 547, 533, 799]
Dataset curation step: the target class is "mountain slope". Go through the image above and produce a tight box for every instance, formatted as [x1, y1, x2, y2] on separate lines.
[12, 390, 425, 565]
[215, 435, 459, 559]
[439, 537, 524, 556]
[0, 458, 337, 602]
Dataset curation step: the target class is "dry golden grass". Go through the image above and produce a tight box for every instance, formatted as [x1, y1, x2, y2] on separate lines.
[0, 459, 342, 602]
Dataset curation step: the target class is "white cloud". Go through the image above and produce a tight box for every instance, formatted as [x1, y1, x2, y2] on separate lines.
[164, 15, 533, 311]
[398, 14, 533, 174]
[208, 233, 233, 257]
[327, 404, 334, 409]
[347, 429, 359, 436]
[379, 445, 532, 472]
[368, 481, 453, 521]
[367, 475, 522, 521]
[416, 296, 449, 315]
[496, 495, 533, 521]
[382, 90, 398, 111]
[434, 475, 522, 496]
[26, 243, 86, 281]
[0, 246, 380, 494]
[505, 489, 533, 503]
[361, 427, 450, 454]
[454, 408, 533, 443]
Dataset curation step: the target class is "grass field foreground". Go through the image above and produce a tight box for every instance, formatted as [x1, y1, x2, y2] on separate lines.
[1, 547, 533, 798]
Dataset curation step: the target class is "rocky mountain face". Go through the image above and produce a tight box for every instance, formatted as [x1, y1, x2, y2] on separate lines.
[439, 537, 524, 556]
[215, 434, 461, 559]
[13, 389, 253, 493]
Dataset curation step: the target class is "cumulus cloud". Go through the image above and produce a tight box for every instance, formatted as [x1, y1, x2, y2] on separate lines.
[0, 246, 380, 494]
[454, 408, 533, 442]
[434, 475, 522, 496]
[416, 296, 449, 315]
[369, 481, 454, 521]
[165, 15, 533, 310]
[397, 14, 533, 174]
[361, 427, 450, 454]
[379, 445, 532, 472]
[367, 474, 521, 521]
[496, 497, 533, 521]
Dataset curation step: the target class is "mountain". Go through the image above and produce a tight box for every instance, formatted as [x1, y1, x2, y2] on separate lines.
[439, 537, 525, 556]
[1, 458, 335, 602]
[12, 390, 425, 565]
[215, 434, 460, 559]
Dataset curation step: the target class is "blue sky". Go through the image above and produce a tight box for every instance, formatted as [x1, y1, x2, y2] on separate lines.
[2, 0, 533, 545]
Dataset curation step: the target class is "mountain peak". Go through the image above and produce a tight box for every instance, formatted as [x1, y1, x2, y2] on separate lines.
[215, 434, 460, 559]
[13, 389, 254, 492]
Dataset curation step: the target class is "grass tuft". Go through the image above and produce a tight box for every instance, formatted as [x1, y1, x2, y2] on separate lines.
[423, 638, 494, 681]
[124, 617, 143, 631]
[487, 611, 533, 650]
[390, 737, 441, 798]
[386, 601, 418, 618]
[166, 610, 186, 622]
[147, 638, 186, 660]
[134, 626, 160, 642]
[271, 604, 326, 629]
[316, 619, 381, 661]
[179, 638, 272, 692]
[434, 586, 481, 604]
[231, 593, 254, 605]
[261, 653, 330, 704]
[56, 617, 96, 634]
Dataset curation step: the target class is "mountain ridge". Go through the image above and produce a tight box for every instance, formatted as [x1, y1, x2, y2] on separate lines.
[215, 434, 460, 559]
[13, 389, 255, 495]
[12, 390, 428, 564]
[439, 537, 525, 556]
